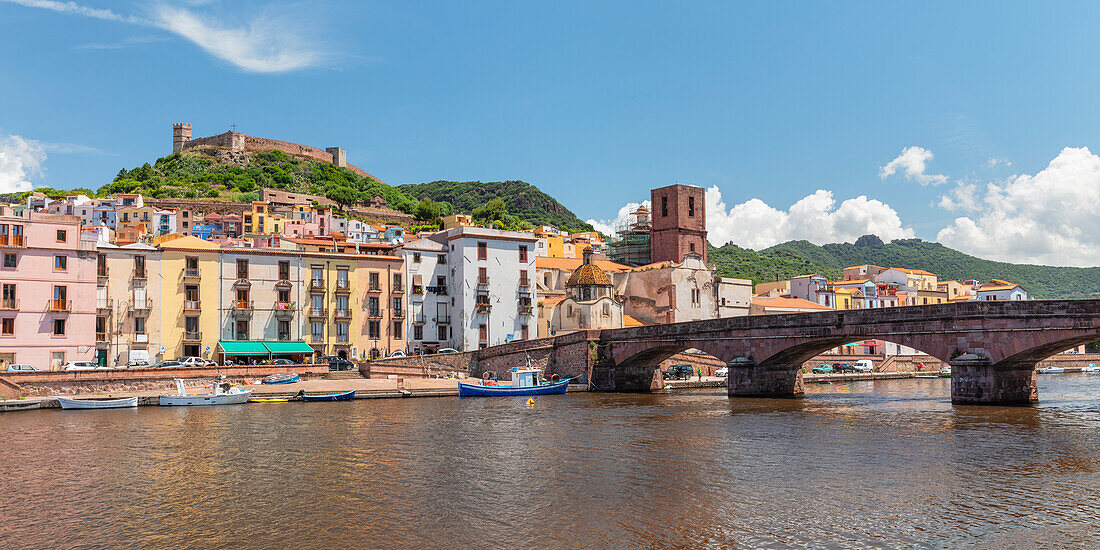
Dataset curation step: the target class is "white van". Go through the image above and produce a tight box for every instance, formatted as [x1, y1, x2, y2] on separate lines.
[853, 359, 874, 373]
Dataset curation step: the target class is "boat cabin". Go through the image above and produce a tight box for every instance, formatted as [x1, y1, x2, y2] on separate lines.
[510, 367, 540, 388]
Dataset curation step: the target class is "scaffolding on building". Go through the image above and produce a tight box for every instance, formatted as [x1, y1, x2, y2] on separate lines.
[607, 205, 652, 267]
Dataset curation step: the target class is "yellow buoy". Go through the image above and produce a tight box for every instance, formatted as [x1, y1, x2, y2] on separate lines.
[526, 398, 535, 407]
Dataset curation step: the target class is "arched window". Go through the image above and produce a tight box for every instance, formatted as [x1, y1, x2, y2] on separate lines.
[583, 287, 591, 301]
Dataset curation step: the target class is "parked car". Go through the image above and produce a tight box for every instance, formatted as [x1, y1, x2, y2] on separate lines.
[321, 356, 356, 371]
[62, 361, 106, 371]
[662, 364, 694, 380]
[126, 360, 150, 369]
[834, 363, 859, 374]
[5, 363, 38, 372]
[388, 350, 407, 358]
[714, 366, 728, 377]
[853, 359, 875, 373]
[812, 364, 834, 374]
[272, 358, 294, 366]
[151, 360, 183, 369]
[178, 356, 216, 367]
[437, 348, 460, 354]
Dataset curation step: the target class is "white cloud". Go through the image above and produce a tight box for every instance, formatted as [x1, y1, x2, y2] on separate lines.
[987, 157, 1012, 168]
[880, 146, 948, 186]
[937, 146, 1100, 266]
[937, 181, 979, 212]
[0, 135, 47, 193]
[2, 0, 327, 73]
[592, 186, 914, 250]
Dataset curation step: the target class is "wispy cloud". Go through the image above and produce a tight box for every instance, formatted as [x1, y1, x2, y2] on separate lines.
[77, 34, 166, 50]
[41, 141, 110, 155]
[2, 0, 328, 73]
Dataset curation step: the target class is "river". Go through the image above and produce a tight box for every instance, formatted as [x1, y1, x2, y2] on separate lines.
[2, 376, 1099, 549]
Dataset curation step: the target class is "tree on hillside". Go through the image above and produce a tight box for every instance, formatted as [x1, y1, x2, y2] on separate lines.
[415, 197, 443, 221]
[472, 198, 507, 223]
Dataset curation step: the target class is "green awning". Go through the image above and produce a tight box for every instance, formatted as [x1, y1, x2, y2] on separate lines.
[218, 341, 270, 356]
[263, 341, 315, 355]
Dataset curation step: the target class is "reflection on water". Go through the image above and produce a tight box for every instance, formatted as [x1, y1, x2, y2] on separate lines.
[1, 376, 1099, 548]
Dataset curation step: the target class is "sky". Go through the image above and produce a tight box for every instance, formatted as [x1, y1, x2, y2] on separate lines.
[1, 1, 1099, 266]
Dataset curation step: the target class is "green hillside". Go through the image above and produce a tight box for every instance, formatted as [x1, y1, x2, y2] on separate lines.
[397, 180, 593, 233]
[98, 149, 418, 213]
[709, 236, 1100, 300]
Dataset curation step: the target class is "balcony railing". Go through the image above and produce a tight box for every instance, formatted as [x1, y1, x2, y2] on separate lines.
[310, 333, 325, 343]
[0, 235, 26, 248]
[183, 300, 201, 311]
[134, 333, 149, 343]
[334, 307, 352, 318]
[97, 268, 109, 280]
[96, 332, 108, 343]
[96, 299, 112, 312]
[392, 310, 406, 320]
[308, 306, 327, 317]
[436, 314, 452, 324]
[519, 305, 534, 315]
[184, 267, 201, 279]
[411, 286, 423, 295]
[278, 332, 290, 341]
[127, 298, 152, 313]
[335, 279, 351, 292]
[367, 309, 383, 319]
[310, 278, 325, 290]
[367, 284, 382, 293]
[183, 330, 202, 342]
[412, 313, 425, 325]
[232, 300, 253, 318]
[49, 299, 72, 313]
[275, 301, 296, 317]
[132, 269, 147, 281]
[475, 303, 491, 313]
[391, 285, 404, 294]
[427, 285, 448, 295]
[0, 298, 18, 311]
[336, 334, 350, 343]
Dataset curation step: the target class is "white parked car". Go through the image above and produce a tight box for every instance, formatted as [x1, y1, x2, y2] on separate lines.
[6, 363, 38, 372]
[62, 361, 107, 371]
[388, 350, 406, 358]
[853, 359, 875, 373]
[714, 366, 728, 377]
[126, 360, 150, 369]
[178, 356, 216, 367]
[437, 348, 460, 354]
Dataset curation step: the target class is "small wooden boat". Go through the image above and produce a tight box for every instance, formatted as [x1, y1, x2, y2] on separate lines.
[1037, 366, 1065, 374]
[160, 378, 252, 406]
[297, 389, 355, 402]
[459, 361, 571, 397]
[53, 396, 138, 409]
[261, 373, 299, 385]
[914, 374, 939, 379]
[249, 396, 291, 403]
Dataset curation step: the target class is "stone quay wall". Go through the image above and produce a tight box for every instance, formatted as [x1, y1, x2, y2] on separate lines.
[361, 353, 473, 379]
[0, 364, 329, 398]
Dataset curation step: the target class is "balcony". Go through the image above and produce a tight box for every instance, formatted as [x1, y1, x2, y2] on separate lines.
[477, 277, 490, 288]
[183, 267, 201, 280]
[275, 301, 296, 318]
[231, 300, 254, 319]
[334, 307, 352, 319]
[335, 279, 351, 293]
[183, 300, 201, 312]
[308, 306, 327, 318]
[134, 333, 149, 344]
[392, 310, 406, 320]
[391, 286, 404, 294]
[475, 302, 491, 314]
[519, 305, 534, 316]
[0, 298, 18, 311]
[367, 284, 382, 294]
[97, 268, 109, 283]
[132, 269, 147, 283]
[96, 332, 108, 343]
[96, 299, 112, 313]
[310, 333, 325, 343]
[336, 334, 350, 343]
[183, 330, 202, 342]
[411, 285, 423, 295]
[128, 298, 151, 315]
[277, 332, 290, 341]
[427, 285, 448, 295]
[367, 309, 383, 319]
[412, 313, 425, 325]
[436, 314, 452, 325]
[310, 278, 325, 291]
[0, 235, 26, 248]
[518, 277, 530, 289]
[49, 299, 72, 313]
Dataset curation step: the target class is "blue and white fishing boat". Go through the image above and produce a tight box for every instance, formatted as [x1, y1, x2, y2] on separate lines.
[458, 360, 571, 398]
[262, 372, 299, 385]
[1037, 366, 1065, 374]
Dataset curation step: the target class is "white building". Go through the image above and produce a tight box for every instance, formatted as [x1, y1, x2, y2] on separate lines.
[717, 277, 752, 317]
[976, 280, 1028, 301]
[443, 227, 538, 350]
[401, 237, 453, 353]
[788, 274, 828, 303]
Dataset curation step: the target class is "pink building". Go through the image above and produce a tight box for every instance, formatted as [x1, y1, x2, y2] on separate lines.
[0, 213, 97, 369]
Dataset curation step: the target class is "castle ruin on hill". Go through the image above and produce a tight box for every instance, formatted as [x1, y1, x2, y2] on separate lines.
[171, 123, 382, 183]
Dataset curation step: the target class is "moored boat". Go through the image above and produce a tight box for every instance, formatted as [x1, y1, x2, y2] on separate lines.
[297, 389, 355, 402]
[938, 365, 952, 378]
[52, 396, 138, 409]
[250, 396, 291, 403]
[262, 373, 300, 385]
[458, 362, 571, 398]
[1037, 366, 1065, 374]
[159, 378, 252, 406]
[1081, 363, 1100, 374]
[914, 374, 939, 379]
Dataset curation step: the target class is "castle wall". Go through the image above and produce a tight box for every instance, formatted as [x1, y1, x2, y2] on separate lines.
[179, 129, 381, 182]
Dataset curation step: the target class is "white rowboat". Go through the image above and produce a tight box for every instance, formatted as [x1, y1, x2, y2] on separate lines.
[159, 378, 252, 406]
[52, 396, 138, 409]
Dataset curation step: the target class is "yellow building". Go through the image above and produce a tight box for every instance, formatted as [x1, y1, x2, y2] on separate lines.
[442, 214, 472, 230]
[243, 202, 286, 235]
[155, 235, 222, 360]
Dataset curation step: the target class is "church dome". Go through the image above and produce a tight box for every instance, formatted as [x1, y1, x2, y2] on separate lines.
[566, 263, 612, 287]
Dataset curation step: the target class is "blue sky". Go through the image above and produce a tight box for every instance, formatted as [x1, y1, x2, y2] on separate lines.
[2, 1, 1099, 265]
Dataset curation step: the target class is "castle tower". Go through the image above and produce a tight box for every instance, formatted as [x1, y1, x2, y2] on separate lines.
[326, 147, 347, 168]
[650, 184, 707, 264]
[172, 123, 192, 153]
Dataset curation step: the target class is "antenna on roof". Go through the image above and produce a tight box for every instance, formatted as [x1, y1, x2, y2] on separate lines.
[230, 123, 238, 132]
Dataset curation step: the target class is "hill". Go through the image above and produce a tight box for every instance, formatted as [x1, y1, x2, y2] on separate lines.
[397, 180, 593, 233]
[98, 149, 418, 213]
[709, 237, 1100, 300]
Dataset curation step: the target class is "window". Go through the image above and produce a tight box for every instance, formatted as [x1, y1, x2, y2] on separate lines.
[278, 261, 290, 280]
[1, 318, 13, 335]
[54, 255, 67, 271]
[437, 275, 446, 287]
[53, 319, 66, 336]
[185, 316, 199, 333]
[478, 267, 487, 284]
[134, 316, 145, 335]
[134, 255, 145, 278]
[479, 324, 487, 342]
[311, 321, 324, 341]
[662, 196, 668, 217]
[393, 296, 402, 311]
[278, 320, 290, 340]
[368, 296, 380, 316]
[369, 272, 380, 290]
[278, 289, 290, 303]
[478, 242, 487, 260]
[368, 321, 381, 339]
[56, 229, 67, 242]
[236, 259, 249, 279]
[54, 285, 67, 301]
[393, 321, 402, 339]
[338, 268, 350, 288]
[3, 254, 15, 269]
[521, 324, 528, 340]
[236, 320, 249, 340]
[52, 351, 64, 369]
[413, 252, 421, 263]
[413, 324, 423, 340]
[393, 273, 402, 288]
[336, 322, 349, 341]
[519, 245, 528, 262]
[236, 288, 249, 304]
[689, 243, 695, 253]
[438, 253, 447, 264]
[437, 325, 448, 340]
[2, 283, 14, 308]
[688, 196, 695, 217]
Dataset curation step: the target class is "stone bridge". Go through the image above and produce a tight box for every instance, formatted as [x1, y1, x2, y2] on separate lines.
[592, 300, 1100, 405]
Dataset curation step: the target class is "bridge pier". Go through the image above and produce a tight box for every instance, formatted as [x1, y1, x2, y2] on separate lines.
[950, 355, 1038, 406]
[727, 358, 804, 398]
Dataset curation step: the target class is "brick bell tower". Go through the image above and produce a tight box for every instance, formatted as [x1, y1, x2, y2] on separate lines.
[649, 184, 707, 264]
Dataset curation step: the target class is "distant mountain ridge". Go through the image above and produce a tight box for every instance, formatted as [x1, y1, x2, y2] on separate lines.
[708, 237, 1100, 299]
[397, 180, 593, 232]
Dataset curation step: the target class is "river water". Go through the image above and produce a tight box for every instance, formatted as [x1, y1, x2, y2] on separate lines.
[2, 376, 1099, 549]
